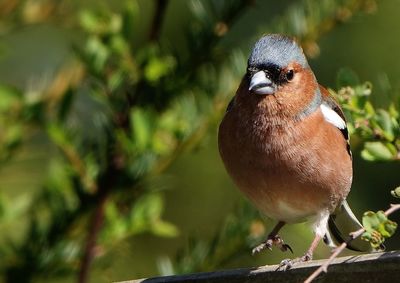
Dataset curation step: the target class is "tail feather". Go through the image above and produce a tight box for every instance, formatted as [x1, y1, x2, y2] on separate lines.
[326, 200, 373, 252]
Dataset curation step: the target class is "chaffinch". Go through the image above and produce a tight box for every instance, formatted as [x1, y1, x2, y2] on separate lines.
[218, 34, 371, 266]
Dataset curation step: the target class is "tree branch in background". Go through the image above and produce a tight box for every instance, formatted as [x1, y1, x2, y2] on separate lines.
[304, 204, 400, 283]
[77, 147, 121, 283]
[78, 190, 109, 283]
[149, 0, 169, 42]
[76, 115, 131, 283]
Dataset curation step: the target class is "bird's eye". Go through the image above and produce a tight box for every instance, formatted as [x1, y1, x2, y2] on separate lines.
[286, 69, 294, 81]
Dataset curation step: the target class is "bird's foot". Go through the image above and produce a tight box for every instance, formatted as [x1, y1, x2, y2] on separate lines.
[275, 252, 313, 271]
[301, 251, 313, 262]
[252, 235, 293, 255]
[276, 258, 294, 271]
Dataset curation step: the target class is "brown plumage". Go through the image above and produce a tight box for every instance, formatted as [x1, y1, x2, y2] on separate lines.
[218, 34, 370, 265]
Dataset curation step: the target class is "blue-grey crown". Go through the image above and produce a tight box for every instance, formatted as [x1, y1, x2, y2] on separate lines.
[248, 34, 309, 69]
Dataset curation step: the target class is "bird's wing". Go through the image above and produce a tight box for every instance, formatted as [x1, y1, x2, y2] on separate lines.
[319, 85, 348, 125]
[319, 85, 351, 157]
[319, 86, 376, 251]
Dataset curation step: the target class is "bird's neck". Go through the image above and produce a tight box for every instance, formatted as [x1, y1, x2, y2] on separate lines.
[295, 88, 322, 120]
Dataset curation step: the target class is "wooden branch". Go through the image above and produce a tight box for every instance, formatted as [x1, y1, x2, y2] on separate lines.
[117, 251, 400, 283]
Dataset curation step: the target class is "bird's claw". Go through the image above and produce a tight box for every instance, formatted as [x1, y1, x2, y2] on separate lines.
[252, 241, 271, 255]
[280, 243, 293, 253]
[301, 252, 312, 262]
[276, 258, 293, 271]
[276, 252, 313, 271]
[252, 235, 293, 255]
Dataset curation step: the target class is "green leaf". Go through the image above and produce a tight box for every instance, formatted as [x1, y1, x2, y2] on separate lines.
[391, 186, 400, 198]
[361, 141, 396, 161]
[130, 193, 163, 228]
[362, 210, 397, 248]
[355, 81, 372, 96]
[128, 193, 179, 238]
[152, 131, 175, 155]
[79, 10, 100, 33]
[152, 220, 179, 237]
[104, 202, 128, 239]
[144, 56, 176, 83]
[130, 108, 152, 150]
[85, 36, 110, 72]
[79, 10, 121, 35]
[373, 211, 396, 238]
[0, 85, 21, 111]
[388, 103, 399, 119]
[108, 69, 125, 91]
[375, 109, 395, 141]
[110, 35, 128, 55]
[362, 211, 381, 231]
[382, 219, 397, 238]
[109, 14, 123, 34]
[385, 142, 398, 156]
[364, 101, 375, 116]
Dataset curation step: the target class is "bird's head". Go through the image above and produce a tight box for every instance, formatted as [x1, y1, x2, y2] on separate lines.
[243, 34, 321, 118]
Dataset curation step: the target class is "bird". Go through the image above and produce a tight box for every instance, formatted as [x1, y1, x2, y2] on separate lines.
[218, 34, 372, 267]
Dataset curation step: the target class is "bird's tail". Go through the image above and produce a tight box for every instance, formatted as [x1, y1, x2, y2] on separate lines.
[324, 200, 373, 252]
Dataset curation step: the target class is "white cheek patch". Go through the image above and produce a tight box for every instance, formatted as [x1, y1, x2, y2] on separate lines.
[320, 103, 346, 130]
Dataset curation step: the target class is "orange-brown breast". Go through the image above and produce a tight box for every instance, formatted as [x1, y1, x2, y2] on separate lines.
[218, 79, 352, 223]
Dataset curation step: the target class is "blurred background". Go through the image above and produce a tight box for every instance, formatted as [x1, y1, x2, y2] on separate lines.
[0, 0, 399, 282]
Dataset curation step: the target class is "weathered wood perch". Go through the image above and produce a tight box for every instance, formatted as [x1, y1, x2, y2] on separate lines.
[118, 251, 400, 283]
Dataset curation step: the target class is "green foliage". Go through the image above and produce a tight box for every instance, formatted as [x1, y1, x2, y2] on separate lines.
[362, 141, 397, 161]
[0, 0, 397, 282]
[272, 0, 376, 57]
[331, 69, 400, 161]
[332, 73, 400, 252]
[144, 55, 177, 83]
[158, 202, 263, 275]
[361, 210, 397, 248]
[391, 186, 400, 198]
[0, 0, 251, 282]
[101, 193, 178, 244]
